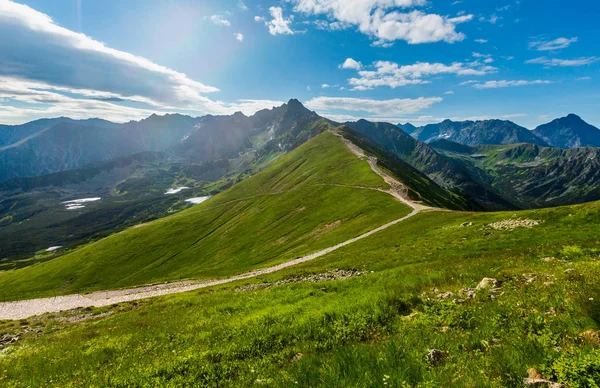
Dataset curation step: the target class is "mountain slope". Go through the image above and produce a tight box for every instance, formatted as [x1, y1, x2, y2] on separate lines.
[337, 126, 478, 211]
[5, 197, 600, 386]
[534, 114, 600, 148]
[432, 140, 600, 208]
[410, 119, 548, 146]
[344, 120, 516, 210]
[0, 131, 411, 298]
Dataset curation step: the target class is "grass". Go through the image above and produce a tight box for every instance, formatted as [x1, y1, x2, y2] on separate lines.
[0, 132, 411, 299]
[3, 132, 600, 386]
[2, 201, 600, 386]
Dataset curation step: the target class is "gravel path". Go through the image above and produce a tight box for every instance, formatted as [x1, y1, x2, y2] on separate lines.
[0, 133, 434, 320]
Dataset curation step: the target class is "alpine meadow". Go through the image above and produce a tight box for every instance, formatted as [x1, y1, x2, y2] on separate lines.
[1, 0, 600, 387]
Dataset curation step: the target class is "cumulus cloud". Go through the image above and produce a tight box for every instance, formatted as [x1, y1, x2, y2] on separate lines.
[235, 32, 244, 41]
[345, 60, 497, 90]
[529, 37, 578, 51]
[339, 58, 363, 70]
[254, 15, 265, 22]
[305, 96, 443, 116]
[525, 57, 599, 67]
[291, 0, 473, 44]
[237, 1, 249, 11]
[473, 80, 553, 89]
[265, 7, 294, 35]
[210, 14, 231, 26]
[0, 1, 282, 123]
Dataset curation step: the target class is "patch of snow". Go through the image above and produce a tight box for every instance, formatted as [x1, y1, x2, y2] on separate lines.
[65, 205, 85, 210]
[185, 196, 211, 205]
[62, 197, 101, 210]
[46, 246, 62, 252]
[62, 197, 101, 204]
[165, 187, 190, 195]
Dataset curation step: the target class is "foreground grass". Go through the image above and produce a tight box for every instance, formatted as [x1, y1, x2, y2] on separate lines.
[2, 201, 600, 386]
[0, 132, 410, 299]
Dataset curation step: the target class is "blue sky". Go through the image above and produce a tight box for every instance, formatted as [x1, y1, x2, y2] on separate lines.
[0, 0, 598, 128]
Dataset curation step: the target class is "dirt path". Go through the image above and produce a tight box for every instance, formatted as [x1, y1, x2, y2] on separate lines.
[0, 133, 434, 320]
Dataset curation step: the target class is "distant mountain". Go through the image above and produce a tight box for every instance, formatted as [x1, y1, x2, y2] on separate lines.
[534, 114, 600, 148]
[397, 122, 417, 133]
[173, 99, 331, 161]
[0, 100, 332, 183]
[409, 119, 548, 146]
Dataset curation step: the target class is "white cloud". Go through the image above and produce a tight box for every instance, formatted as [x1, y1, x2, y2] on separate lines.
[444, 90, 455, 95]
[529, 37, 577, 51]
[346, 60, 497, 90]
[306, 85, 311, 91]
[235, 32, 244, 41]
[265, 7, 294, 35]
[321, 84, 331, 88]
[459, 80, 478, 85]
[237, 1, 249, 11]
[0, 1, 282, 123]
[525, 57, 599, 67]
[210, 14, 231, 27]
[576, 76, 591, 81]
[254, 16, 265, 22]
[313, 19, 351, 31]
[291, 0, 473, 44]
[339, 58, 363, 70]
[474, 39, 488, 43]
[305, 96, 443, 116]
[473, 80, 553, 89]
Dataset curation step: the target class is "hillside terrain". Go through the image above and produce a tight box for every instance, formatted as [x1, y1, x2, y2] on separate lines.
[2, 184, 600, 386]
[431, 140, 600, 208]
[1, 124, 600, 387]
[0, 100, 333, 263]
[0, 131, 413, 298]
[4, 103, 600, 266]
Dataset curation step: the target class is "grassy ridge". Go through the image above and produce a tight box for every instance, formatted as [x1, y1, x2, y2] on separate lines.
[0, 132, 411, 298]
[3, 201, 600, 386]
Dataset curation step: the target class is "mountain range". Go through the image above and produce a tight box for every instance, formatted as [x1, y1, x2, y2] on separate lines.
[2, 99, 600, 262]
[401, 113, 600, 149]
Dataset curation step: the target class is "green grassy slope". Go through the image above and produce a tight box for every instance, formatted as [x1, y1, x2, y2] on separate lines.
[338, 127, 478, 211]
[0, 132, 411, 298]
[3, 201, 600, 386]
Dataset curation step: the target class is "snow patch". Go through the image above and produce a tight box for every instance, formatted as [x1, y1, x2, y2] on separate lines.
[165, 187, 190, 195]
[185, 196, 211, 205]
[46, 246, 62, 252]
[62, 197, 101, 210]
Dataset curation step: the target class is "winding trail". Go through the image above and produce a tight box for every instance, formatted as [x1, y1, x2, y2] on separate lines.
[0, 133, 435, 320]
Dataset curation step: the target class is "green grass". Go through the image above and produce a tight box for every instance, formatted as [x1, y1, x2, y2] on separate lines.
[2, 201, 600, 386]
[3, 132, 600, 387]
[0, 132, 411, 299]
